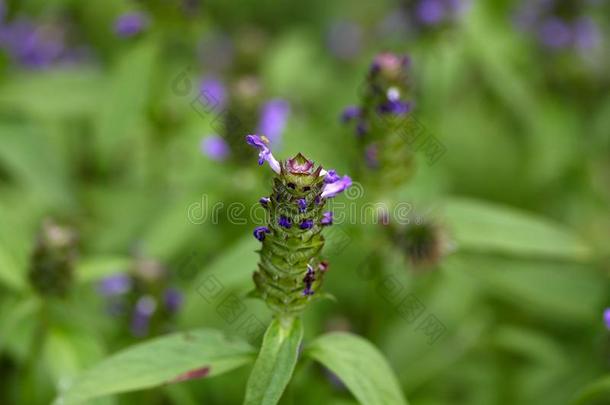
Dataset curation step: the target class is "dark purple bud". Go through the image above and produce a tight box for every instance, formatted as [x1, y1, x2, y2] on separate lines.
[259, 197, 270, 207]
[300, 219, 314, 230]
[114, 12, 149, 38]
[98, 274, 132, 296]
[378, 100, 411, 115]
[253, 226, 271, 241]
[321, 212, 333, 226]
[164, 288, 183, 313]
[296, 198, 307, 212]
[279, 216, 292, 229]
[341, 106, 361, 123]
[302, 265, 316, 296]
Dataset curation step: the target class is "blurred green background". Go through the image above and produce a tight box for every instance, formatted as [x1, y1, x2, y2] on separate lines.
[0, 0, 609, 404]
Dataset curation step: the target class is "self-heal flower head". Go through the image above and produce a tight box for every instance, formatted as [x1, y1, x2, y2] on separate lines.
[201, 135, 230, 161]
[248, 143, 352, 315]
[114, 12, 149, 38]
[257, 99, 290, 145]
[245, 134, 281, 173]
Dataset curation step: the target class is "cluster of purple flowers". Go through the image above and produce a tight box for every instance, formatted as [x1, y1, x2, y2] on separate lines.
[98, 259, 183, 338]
[0, 6, 72, 69]
[341, 52, 412, 169]
[199, 75, 290, 163]
[514, 0, 601, 51]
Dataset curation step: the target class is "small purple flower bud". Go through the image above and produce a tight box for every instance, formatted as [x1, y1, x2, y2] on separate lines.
[297, 198, 307, 212]
[604, 308, 610, 330]
[114, 12, 149, 38]
[201, 135, 230, 161]
[245, 134, 281, 173]
[324, 170, 341, 184]
[253, 226, 271, 241]
[341, 106, 361, 123]
[279, 216, 292, 229]
[259, 197, 270, 207]
[300, 219, 314, 230]
[321, 212, 333, 226]
[321, 176, 352, 199]
[199, 76, 226, 109]
[257, 99, 290, 145]
[98, 274, 132, 296]
[164, 288, 183, 313]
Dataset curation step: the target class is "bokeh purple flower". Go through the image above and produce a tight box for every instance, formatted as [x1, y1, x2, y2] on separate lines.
[201, 135, 230, 161]
[257, 99, 290, 146]
[327, 20, 363, 61]
[200, 76, 227, 110]
[114, 12, 149, 38]
[131, 295, 157, 337]
[164, 288, 183, 314]
[98, 274, 132, 296]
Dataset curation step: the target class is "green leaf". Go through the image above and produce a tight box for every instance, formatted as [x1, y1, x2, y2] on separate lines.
[244, 317, 303, 405]
[306, 332, 408, 405]
[57, 329, 255, 404]
[443, 197, 592, 260]
[0, 243, 26, 291]
[75, 256, 132, 284]
[573, 375, 610, 404]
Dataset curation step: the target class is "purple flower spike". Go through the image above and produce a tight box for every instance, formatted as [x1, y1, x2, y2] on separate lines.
[300, 219, 314, 230]
[114, 12, 149, 38]
[200, 76, 227, 109]
[604, 308, 610, 330]
[164, 288, 183, 313]
[279, 216, 292, 229]
[131, 295, 156, 337]
[201, 135, 230, 161]
[98, 274, 132, 296]
[257, 99, 290, 145]
[324, 170, 341, 184]
[321, 212, 333, 226]
[254, 226, 271, 241]
[245, 134, 281, 173]
[297, 198, 307, 212]
[259, 197, 270, 207]
[341, 106, 361, 123]
[321, 175, 352, 199]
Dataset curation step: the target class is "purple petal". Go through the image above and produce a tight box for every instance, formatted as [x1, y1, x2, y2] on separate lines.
[416, 0, 446, 25]
[245, 134, 281, 173]
[279, 216, 292, 229]
[114, 12, 149, 38]
[257, 99, 290, 145]
[300, 219, 314, 230]
[253, 226, 270, 241]
[321, 175, 352, 199]
[199, 76, 227, 109]
[98, 274, 132, 296]
[604, 308, 610, 330]
[321, 212, 333, 226]
[201, 135, 230, 161]
[324, 169, 341, 184]
[131, 295, 157, 337]
[164, 288, 183, 313]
